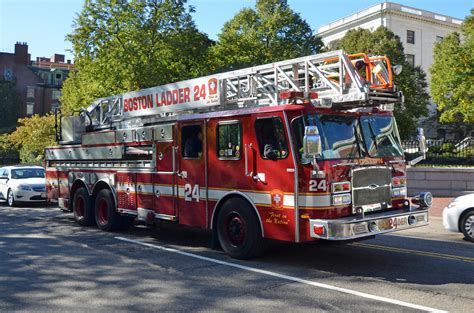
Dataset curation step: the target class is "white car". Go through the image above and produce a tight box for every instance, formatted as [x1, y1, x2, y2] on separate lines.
[0, 166, 46, 206]
[443, 194, 474, 242]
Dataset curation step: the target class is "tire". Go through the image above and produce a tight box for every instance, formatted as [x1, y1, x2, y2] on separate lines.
[216, 198, 264, 259]
[7, 189, 16, 207]
[460, 210, 474, 243]
[73, 187, 95, 226]
[94, 189, 121, 231]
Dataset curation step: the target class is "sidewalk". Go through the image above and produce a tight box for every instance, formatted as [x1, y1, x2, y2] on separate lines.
[429, 197, 453, 217]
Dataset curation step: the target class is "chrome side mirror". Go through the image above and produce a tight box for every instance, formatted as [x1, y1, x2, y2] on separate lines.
[303, 126, 322, 157]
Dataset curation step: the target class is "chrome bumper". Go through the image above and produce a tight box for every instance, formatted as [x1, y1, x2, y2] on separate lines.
[309, 207, 429, 240]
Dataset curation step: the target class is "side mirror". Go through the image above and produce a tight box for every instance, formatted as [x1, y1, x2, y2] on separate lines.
[407, 128, 427, 166]
[303, 126, 322, 158]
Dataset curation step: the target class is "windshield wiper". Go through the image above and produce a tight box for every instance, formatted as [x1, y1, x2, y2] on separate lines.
[367, 122, 379, 153]
[353, 124, 363, 157]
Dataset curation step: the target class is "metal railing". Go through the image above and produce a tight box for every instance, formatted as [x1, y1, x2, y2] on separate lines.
[402, 138, 474, 166]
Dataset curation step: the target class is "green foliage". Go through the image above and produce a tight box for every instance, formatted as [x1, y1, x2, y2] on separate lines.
[61, 0, 211, 113]
[8, 115, 56, 165]
[0, 79, 19, 132]
[337, 26, 429, 139]
[431, 9, 474, 123]
[210, 0, 323, 71]
[0, 134, 18, 165]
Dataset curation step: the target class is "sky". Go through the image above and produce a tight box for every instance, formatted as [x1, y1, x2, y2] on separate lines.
[0, 0, 473, 62]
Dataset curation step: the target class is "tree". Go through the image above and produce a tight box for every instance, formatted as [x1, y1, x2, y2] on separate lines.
[61, 0, 212, 113]
[431, 9, 474, 124]
[0, 134, 18, 165]
[337, 27, 430, 139]
[8, 115, 56, 164]
[0, 79, 19, 132]
[210, 0, 323, 71]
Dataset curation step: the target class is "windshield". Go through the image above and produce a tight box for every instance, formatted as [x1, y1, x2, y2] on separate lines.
[292, 114, 403, 161]
[360, 116, 403, 157]
[292, 114, 365, 159]
[11, 168, 45, 179]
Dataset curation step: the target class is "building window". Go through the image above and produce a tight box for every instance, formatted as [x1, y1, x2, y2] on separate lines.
[217, 122, 241, 160]
[181, 125, 202, 159]
[436, 36, 444, 42]
[3, 68, 13, 81]
[55, 73, 62, 80]
[52, 89, 61, 100]
[26, 102, 35, 116]
[407, 30, 415, 44]
[255, 117, 288, 159]
[405, 54, 415, 67]
[27, 86, 35, 98]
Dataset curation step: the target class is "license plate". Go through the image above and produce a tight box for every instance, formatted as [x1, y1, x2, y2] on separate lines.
[41, 192, 46, 198]
[362, 203, 381, 213]
[378, 216, 409, 231]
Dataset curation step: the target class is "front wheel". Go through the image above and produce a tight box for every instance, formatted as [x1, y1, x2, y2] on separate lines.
[95, 189, 121, 231]
[7, 189, 16, 207]
[217, 198, 264, 259]
[460, 211, 474, 243]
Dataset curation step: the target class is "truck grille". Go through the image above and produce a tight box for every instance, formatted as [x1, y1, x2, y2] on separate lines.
[352, 166, 391, 209]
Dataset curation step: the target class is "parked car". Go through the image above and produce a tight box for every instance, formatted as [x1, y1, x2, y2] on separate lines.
[0, 166, 46, 206]
[443, 194, 474, 242]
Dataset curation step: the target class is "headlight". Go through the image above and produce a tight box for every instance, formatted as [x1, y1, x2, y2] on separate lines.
[332, 194, 351, 205]
[18, 185, 32, 191]
[392, 187, 407, 198]
[446, 202, 458, 209]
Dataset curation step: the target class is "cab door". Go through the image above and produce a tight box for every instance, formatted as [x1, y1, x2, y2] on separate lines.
[177, 121, 207, 227]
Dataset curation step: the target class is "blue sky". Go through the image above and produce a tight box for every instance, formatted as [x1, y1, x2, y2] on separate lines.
[1, 0, 472, 62]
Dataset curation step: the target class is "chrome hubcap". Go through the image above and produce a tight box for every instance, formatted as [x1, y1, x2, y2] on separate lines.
[8, 191, 13, 205]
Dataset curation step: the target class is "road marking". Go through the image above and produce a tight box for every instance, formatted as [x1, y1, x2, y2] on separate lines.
[353, 242, 474, 263]
[116, 236, 446, 313]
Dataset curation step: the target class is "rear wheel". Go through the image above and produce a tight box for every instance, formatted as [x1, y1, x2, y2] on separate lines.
[7, 189, 16, 207]
[95, 189, 121, 231]
[73, 187, 95, 226]
[460, 211, 474, 242]
[217, 198, 264, 259]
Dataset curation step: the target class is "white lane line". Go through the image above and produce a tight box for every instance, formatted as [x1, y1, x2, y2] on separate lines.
[115, 236, 446, 313]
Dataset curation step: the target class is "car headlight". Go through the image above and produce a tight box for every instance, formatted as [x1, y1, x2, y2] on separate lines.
[446, 202, 458, 209]
[18, 185, 32, 191]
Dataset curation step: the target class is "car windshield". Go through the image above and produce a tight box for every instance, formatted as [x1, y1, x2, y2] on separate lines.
[292, 114, 365, 159]
[292, 114, 403, 161]
[11, 168, 45, 179]
[360, 116, 404, 157]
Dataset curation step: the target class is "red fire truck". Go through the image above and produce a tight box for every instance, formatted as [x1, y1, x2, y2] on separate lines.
[45, 50, 432, 259]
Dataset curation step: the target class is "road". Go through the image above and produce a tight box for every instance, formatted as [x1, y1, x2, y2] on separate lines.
[0, 200, 472, 312]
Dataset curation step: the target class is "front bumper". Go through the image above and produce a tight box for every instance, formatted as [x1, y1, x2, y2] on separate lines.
[13, 189, 47, 202]
[442, 207, 459, 232]
[309, 207, 429, 240]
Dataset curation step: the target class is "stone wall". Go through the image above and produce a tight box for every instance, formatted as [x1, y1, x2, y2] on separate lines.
[407, 167, 474, 197]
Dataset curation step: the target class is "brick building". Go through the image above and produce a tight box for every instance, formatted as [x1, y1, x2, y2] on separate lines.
[0, 42, 74, 120]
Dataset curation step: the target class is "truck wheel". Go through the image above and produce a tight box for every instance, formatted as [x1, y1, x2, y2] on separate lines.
[73, 187, 95, 226]
[95, 189, 121, 231]
[217, 198, 264, 259]
[7, 189, 16, 207]
[460, 210, 474, 243]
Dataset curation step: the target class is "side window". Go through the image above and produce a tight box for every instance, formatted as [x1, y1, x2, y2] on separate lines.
[255, 117, 288, 159]
[217, 122, 241, 160]
[181, 125, 202, 159]
[1, 169, 9, 178]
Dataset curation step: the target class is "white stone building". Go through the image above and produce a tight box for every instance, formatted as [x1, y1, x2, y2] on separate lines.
[317, 2, 464, 138]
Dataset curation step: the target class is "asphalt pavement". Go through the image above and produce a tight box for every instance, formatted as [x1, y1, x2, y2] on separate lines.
[0, 200, 472, 312]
